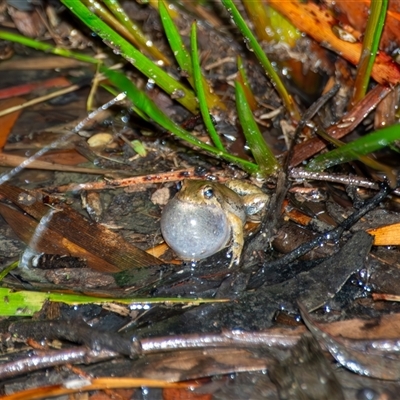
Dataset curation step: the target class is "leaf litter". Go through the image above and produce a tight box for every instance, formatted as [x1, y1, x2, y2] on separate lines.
[1, 1, 400, 399]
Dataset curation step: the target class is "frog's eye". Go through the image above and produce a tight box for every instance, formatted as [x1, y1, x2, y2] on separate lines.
[203, 187, 214, 199]
[176, 181, 183, 191]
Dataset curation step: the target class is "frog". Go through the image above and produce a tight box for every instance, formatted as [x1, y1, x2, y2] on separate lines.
[160, 179, 269, 267]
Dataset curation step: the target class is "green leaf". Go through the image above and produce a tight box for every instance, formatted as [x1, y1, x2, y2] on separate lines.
[0, 30, 100, 65]
[242, 0, 300, 46]
[308, 123, 400, 171]
[190, 22, 225, 151]
[159, 0, 225, 110]
[131, 140, 147, 157]
[0, 287, 224, 316]
[101, 84, 149, 121]
[159, 0, 192, 76]
[61, 0, 198, 113]
[101, 66, 260, 174]
[313, 127, 397, 186]
[352, 0, 388, 104]
[235, 80, 280, 176]
[237, 56, 257, 111]
[102, 0, 169, 64]
[221, 0, 300, 121]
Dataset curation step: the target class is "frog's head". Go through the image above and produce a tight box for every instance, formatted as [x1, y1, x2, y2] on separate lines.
[176, 180, 221, 208]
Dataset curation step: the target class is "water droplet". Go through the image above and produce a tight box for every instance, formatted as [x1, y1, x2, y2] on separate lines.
[146, 79, 155, 90]
[171, 89, 185, 99]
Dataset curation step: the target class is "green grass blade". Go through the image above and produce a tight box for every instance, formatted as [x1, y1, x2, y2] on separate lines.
[352, 0, 388, 105]
[159, 0, 192, 75]
[102, 0, 169, 65]
[0, 30, 100, 64]
[237, 56, 257, 111]
[263, 5, 301, 47]
[190, 22, 225, 151]
[61, 0, 198, 113]
[308, 123, 400, 171]
[101, 66, 260, 174]
[243, 0, 301, 46]
[159, 0, 225, 110]
[242, 0, 271, 41]
[0, 261, 18, 282]
[221, 0, 300, 121]
[235, 80, 279, 176]
[313, 127, 397, 185]
[0, 287, 224, 316]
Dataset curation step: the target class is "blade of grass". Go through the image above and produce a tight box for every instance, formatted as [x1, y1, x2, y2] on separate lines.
[307, 123, 400, 174]
[268, 0, 400, 86]
[351, 0, 388, 105]
[87, 62, 102, 111]
[242, 0, 301, 46]
[0, 286, 224, 316]
[0, 261, 18, 281]
[235, 80, 279, 176]
[149, 0, 179, 18]
[102, 0, 170, 65]
[242, 0, 271, 42]
[237, 56, 257, 111]
[221, 0, 300, 121]
[102, 66, 260, 174]
[313, 127, 397, 186]
[159, 0, 225, 110]
[190, 22, 225, 151]
[263, 5, 301, 47]
[61, 0, 198, 113]
[0, 30, 100, 65]
[159, 0, 192, 76]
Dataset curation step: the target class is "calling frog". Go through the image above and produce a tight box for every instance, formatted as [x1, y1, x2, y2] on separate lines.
[160, 180, 269, 267]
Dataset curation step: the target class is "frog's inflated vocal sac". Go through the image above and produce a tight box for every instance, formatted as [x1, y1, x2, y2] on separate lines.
[160, 180, 269, 267]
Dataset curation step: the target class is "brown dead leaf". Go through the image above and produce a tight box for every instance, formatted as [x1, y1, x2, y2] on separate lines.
[0, 203, 126, 273]
[8, 6, 46, 38]
[163, 386, 212, 400]
[282, 199, 313, 226]
[290, 85, 391, 166]
[0, 184, 162, 272]
[0, 77, 71, 100]
[0, 378, 192, 400]
[300, 302, 400, 380]
[38, 149, 88, 166]
[89, 389, 135, 400]
[0, 56, 89, 71]
[132, 348, 269, 382]
[322, 312, 400, 340]
[0, 153, 117, 175]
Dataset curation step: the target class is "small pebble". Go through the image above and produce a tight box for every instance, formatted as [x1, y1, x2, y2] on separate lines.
[151, 187, 171, 206]
[87, 133, 113, 148]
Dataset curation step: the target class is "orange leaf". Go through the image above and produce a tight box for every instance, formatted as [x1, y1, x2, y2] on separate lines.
[330, 0, 400, 51]
[0, 97, 24, 149]
[267, 0, 400, 85]
[367, 222, 400, 245]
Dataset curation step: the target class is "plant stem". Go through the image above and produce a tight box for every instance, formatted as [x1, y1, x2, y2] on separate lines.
[351, 0, 388, 105]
